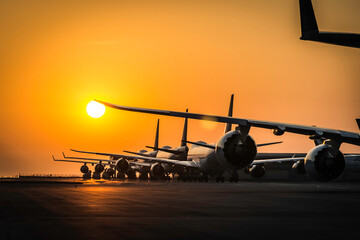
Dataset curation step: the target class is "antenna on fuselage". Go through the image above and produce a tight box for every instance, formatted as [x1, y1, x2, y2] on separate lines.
[224, 94, 234, 134]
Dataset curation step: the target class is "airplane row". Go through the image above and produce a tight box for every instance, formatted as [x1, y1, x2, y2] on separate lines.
[53, 0, 359, 181]
[53, 94, 360, 182]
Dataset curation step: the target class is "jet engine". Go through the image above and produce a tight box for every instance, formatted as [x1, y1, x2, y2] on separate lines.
[80, 165, 89, 174]
[150, 163, 165, 178]
[138, 167, 149, 180]
[115, 158, 130, 172]
[106, 168, 115, 176]
[94, 163, 104, 173]
[215, 130, 257, 170]
[304, 144, 345, 181]
[126, 167, 137, 180]
[249, 165, 265, 179]
[117, 171, 125, 179]
[292, 161, 306, 175]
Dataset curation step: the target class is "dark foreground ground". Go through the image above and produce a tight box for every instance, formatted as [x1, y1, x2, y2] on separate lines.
[1, 180, 360, 240]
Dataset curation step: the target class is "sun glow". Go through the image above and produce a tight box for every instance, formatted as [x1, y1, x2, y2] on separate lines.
[86, 101, 105, 118]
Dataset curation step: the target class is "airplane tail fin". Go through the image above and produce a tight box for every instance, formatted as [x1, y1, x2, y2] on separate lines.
[224, 94, 234, 134]
[299, 0, 319, 39]
[356, 119, 360, 131]
[181, 109, 188, 147]
[154, 119, 160, 149]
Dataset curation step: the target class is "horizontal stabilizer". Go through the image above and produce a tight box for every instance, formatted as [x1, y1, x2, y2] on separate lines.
[185, 140, 215, 149]
[62, 152, 109, 162]
[257, 141, 283, 147]
[123, 150, 150, 157]
[52, 155, 102, 165]
[146, 146, 181, 154]
[356, 119, 360, 130]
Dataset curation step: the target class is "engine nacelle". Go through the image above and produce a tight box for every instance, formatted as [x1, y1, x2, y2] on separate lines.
[80, 165, 89, 174]
[292, 161, 306, 175]
[139, 167, 149, 180]
[126, 167, 137, 180]
[273, 127, 285, 136]
[117, 171, 125, 180]
[106, 168, 115, 176]
[115, 158, 130, 172]
[249, 165, 265, 179]
[150, 163, 165, 178]
[215, 130, 257, 170]
[95, 163, 104, 173]
[304, 144, 345, 181]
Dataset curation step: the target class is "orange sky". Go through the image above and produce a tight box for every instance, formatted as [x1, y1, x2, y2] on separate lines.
[0, 0, 359, 176]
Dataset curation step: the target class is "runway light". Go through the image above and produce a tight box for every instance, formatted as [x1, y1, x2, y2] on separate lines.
[87, 100, 105, 118]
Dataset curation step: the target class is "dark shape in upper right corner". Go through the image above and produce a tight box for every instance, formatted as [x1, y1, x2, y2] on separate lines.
[299, 0, 360, 48]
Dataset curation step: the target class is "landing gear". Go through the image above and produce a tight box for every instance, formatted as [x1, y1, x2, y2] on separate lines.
[117, 171, 125, 180]
[93, 172, 101, 180]
[198, 173, 208, 182]
[216, 174, 225, 183]
[139, 172, 149, 180]
[83, 171, 91, 180]
[229, 170, 239, 183]
[249, 165, 265, 179]
[126, 168, 137, 180]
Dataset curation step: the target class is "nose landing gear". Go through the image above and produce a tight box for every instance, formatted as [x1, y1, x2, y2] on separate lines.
[229, 170, 239, 183]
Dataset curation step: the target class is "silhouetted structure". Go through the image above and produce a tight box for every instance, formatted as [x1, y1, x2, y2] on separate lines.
[299, 0, 360, 48]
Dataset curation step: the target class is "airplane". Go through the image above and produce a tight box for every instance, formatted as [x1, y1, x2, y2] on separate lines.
[299, 0, 360, 48]
[71, 95, 307, 182]
[52, 119, 162, 180]
[54, 116, 191, 181]
[123, 110, 190, 180]
[92, 97, 360, 182]
[52, 154, 152, 180]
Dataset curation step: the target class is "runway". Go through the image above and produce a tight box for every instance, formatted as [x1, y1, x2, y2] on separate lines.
[1, 181, 360, 240]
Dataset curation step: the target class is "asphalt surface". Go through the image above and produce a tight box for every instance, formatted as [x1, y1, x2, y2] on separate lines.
[1, 180, 360, 240]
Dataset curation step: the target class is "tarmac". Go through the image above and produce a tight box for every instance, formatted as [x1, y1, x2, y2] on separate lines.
[1, 180, 360, 240]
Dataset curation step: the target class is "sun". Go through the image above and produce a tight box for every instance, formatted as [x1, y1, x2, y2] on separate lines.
[86, 101, 105, 118]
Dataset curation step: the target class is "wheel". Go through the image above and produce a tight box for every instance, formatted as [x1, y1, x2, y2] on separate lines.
[216, 177, 219, 183]
[221, 177, 225, 183]
[229, 177, 233, 183]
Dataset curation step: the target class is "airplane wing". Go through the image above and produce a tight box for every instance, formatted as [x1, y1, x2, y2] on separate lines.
[54, 155, 153, 168]
[70, 149, 199, 168]
[52, 155, 111, 166]
[250, 154, 360, 166]
[186, 140, 283, 149]
[129, 161, 153, 167]
[62, 152, 113, 164]
[95, 100, 360, 146]
[250, 157, 304, 166]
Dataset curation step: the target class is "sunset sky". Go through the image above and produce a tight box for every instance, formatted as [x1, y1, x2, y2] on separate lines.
[0, 0, 359, 176]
